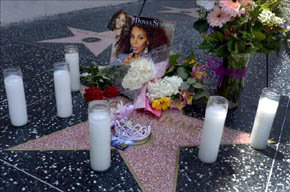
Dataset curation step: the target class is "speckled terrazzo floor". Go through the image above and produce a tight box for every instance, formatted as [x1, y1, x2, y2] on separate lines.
[1, 1, 290, 192]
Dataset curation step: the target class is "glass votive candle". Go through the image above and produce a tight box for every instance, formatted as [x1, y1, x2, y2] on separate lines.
[3, 66, 28, 126]
[53, 62, 73, 118]
[64, 45, 80, 91]
[88, 100, 111, 171]
[198, 96, 229, 163]
[250, 88, 280, 150]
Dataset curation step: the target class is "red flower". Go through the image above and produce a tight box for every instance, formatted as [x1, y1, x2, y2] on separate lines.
[84, 86, 103, 102]
[104, 86, 119, 98]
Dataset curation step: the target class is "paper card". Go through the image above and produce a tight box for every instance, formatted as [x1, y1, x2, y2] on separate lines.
[111, 135, 135, 150]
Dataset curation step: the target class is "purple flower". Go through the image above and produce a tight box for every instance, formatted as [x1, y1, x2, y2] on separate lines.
[206, 26, 214, 36]
[281, 24, 290, 30]
[192, 65, 207, 82]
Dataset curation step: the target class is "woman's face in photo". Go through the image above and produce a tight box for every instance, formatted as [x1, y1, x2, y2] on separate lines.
[130, 26, 148, 55]
[115, 13, 126, 29]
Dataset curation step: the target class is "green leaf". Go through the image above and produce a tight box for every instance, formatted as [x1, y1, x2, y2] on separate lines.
[177, 67, 189, 80]
[193, 83, 203, 89]
[202, 33, 217, 42]
[253, 31, 265, 41]
[193, 19, 209, 33]
[186, 78, 196, 85]
[216, 32, 225, 42]
[192, 91, 207, 100]
[164, 65, 176, 75]
[227, 39, 235, 52]
[186, 51, 195, 60]
[215, 45, 227, 57]
[188, 86, 195, 93]
[180, 82, 190, 90]
[253, 22, 264, 32]
[169, 54, 179, 65]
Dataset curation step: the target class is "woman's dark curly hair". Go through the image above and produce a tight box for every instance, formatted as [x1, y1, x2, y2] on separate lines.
[115, 17, 170, 56]
[107, 10, 131, 32]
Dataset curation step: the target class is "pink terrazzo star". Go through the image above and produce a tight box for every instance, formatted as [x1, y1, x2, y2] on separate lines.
[159, 6, 199, 18]
[10, 97, 250, 192]
[38, 27, 115, 57]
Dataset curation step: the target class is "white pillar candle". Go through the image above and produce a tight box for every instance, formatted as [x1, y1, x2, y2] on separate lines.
[53, 62, 73, 118]
[198, 96, 228, 163]
[89, 101, 111, 171]
[4, 67, 28, 126]
[65, 45, 80, 91]
[250, 88, 280, 149]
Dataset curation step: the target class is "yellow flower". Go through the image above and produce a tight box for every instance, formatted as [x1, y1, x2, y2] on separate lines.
[195, 71, 202, 79]
[151, 97, 171, 110]
[176, 101, 184, 110]
[189, 59, 196, 64]
[160, 97, 171, 110]
[185, 96, 193, 105]
[152, 99, 161, 110]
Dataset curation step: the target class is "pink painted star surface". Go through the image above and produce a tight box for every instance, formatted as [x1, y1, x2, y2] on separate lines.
[159, 6, 199, 18]
[10, 97, 250, 192]
[38, 27, 115, 57]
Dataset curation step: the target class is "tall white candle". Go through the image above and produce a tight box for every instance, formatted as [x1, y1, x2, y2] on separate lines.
[89, 101, 111, 171]
[250, 88, 280, 149]
[198, 96, 228, 163]
[53, 62, 73, 118]
[4, 68, 28, 126]
[65, 45, 80, 91]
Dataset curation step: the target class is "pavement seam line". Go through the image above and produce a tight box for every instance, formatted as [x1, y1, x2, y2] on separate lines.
[265, 97, 290, 192]
[0, 159, 64, 192]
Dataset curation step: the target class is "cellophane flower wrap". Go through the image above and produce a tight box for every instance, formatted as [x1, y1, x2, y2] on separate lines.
[97, 45, 171, 115]
[130, 45, 172, 116]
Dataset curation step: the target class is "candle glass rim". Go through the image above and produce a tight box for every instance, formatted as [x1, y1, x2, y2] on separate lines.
[3, 66, 22, 78]
[64, 45, 79, 53]
[261, 87, 280, 101]
[88, 100, 110, 114]
[53, 61, 69, 71]
[208, 95, 229, 105]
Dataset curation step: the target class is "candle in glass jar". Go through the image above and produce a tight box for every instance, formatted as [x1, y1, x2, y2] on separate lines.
[89, 101, 111, 171]
[4, 67, 28, 126]
[65, 45, 80, 91]
[198, 96, 228, 163]
[250, 88, 280, 149]
[53, 62, 73, 118]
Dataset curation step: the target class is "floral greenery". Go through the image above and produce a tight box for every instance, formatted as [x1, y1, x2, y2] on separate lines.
[164, 52, 210, 104]
[80, 65, 113, 89]
[215, 53, 251, 104]
[194, 0, 290, 57]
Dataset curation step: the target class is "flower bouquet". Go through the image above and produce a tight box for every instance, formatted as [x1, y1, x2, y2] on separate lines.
[164, 52, 210, 109]
[81, 46, 210, 117]
[194, 0, 290, 107]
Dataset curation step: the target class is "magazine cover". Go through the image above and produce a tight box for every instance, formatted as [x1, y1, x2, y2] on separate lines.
[107, 12, 176, 64]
